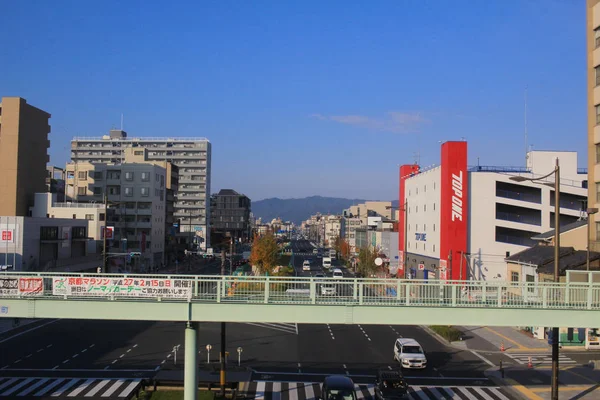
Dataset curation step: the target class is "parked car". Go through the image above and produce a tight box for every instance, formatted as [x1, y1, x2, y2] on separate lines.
[393, 338, 427, 369]
[320, 375, 356, 400]
[374, 369, 409, 400]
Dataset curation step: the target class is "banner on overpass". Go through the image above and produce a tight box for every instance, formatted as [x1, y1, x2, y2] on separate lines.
[0, 277, 43, 296]
[52, 277, 193, 299]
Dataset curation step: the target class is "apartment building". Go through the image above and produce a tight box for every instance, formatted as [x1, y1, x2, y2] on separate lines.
[588, 1, 600, 250]
[0, 97, 51, 216]
[399, 142, 587, 281]
[65, 160, 168, 271]
[70, 129, 210, 249]
[324, 215, 344, 247]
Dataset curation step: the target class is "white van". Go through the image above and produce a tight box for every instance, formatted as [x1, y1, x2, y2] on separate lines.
[322, 257, 332, 269]
[393, 338, 427, 369]
[302, 260, 311, 271]
[332, 268, 344, 279]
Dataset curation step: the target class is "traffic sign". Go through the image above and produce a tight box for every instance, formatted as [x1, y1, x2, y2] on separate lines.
[418, 263, 425, 270]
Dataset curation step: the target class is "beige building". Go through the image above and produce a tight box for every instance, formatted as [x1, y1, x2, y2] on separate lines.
[65, 153, 169, 271]
[588, 1, 600, 248]
[0, 97, 51, 216]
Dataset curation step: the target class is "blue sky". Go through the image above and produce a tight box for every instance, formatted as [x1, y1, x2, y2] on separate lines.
[0, 0, 586, 201]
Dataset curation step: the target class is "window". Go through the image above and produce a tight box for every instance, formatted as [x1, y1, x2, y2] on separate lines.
[596, 105, 600, 125]
[77, 186, 86, 195]
[526, 274, 535, 292]
[125, 187, 133, 197]
[597, 183, 600, 203]
[141, 187, 149, 197]
[596, 28, 600, 48]
[78, 171, 87, 180]
[433, 203, 436, 211]
[424, 204, 427, 212]
[511, 271, 519, 285]
[134, 150, 143, 156]
[596, 66, 600, 86]
[99, 213, 105, 222]
[93, 187, 102, 195]
[416, 206, 418, 213]
[84, 214, 94, 220]
[93, 171, 103, 180]
[40, 226, 58, 240]
[72, 227, 87, 239]
[597, 144, 600, 164]
[433, 244, 435, 252]
[141, 172, 150, 181]
[125, 171, 134, 181]
[596, 222, 600, 240]
[424, 224, 426, 231]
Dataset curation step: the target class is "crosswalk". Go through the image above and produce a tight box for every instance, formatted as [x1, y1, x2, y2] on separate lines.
[244, 322, 298, 334]
[0, 377, 142, 398]
[507, 352, 578, 366]
[241, 381, 513, 400]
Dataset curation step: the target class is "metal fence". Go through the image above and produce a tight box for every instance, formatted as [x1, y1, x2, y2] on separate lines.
[1, 272, 600, 310]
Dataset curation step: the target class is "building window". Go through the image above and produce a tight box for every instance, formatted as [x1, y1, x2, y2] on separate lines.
[78, 171, 87, 180]
[141, 187, 149, 197]
[72, 227, 87, 239]
[99, 213, 105, 222]
[424, 204, 427, 212]
[511, 271, 519, 285]
[40, 226, 59, 240]
[93, 187, 102, 195]
[85, 214, 94, 220]
[433, 203, 436, 211]
[526, 274, 535, 292]
[596, 66, 600, 87]
[596, 105, 600, 125]
[424, 224, 426, 231]
[77, 186, 86, 195]
[125, 172, 134, 181]
[93, 171, 103, 180]
[134, 150, 143, 156]
[141, 172, 150, 181]
[596, 222, 600, 240]
[597, 183, 600, 203]
[597, 145, 600, 164]
[596, 28, 600, 48]
[433, 224, 436, 232]
[125, 187, 133, 197]
[433, 244, 435, 252]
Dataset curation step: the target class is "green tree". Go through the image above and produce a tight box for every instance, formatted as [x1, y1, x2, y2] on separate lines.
[357, 246, 378, 276]
[249, 233, 280, 275]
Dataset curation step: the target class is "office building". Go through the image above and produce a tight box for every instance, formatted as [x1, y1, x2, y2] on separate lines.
[0, 97, 51, 216]
[70, 130, 210, 249]
[399, 142, 587, 281]
[65, 157, 168, 271]
[210, 189, 252, 242]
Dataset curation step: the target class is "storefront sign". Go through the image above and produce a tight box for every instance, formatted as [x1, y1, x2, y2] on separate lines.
[52, 277, 193, 299]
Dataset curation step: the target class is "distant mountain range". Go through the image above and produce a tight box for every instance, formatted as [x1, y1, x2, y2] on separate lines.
[252, 196, 397, 225]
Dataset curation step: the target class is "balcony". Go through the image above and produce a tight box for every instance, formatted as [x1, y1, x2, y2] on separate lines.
[495, 203, 541, 226]
[496, 182, 541, 204]
[135, 208, 152, 215]
[495, 226, 539, 247]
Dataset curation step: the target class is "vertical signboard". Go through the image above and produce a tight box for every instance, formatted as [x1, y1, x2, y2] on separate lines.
[398, 164, 420, 279]
[439, 141, 468, 281]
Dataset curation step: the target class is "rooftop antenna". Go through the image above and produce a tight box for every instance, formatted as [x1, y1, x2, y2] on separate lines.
[524, 86, 528, 167]
[413, 151, 420, 166]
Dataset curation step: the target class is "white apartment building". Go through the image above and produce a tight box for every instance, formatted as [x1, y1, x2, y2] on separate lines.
[64, 161, 167, 271]
[70, 129, 210, 249]
[399, 144, 588, 281]
[324, 215, 344, 247]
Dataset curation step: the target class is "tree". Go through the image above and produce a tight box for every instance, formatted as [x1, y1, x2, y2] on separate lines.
[336, 237, 350, 260]
[357, 246, 378, 277]
[249, 232, 280, 275]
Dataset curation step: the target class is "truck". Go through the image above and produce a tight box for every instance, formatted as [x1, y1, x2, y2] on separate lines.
[322, 257, 332, 269]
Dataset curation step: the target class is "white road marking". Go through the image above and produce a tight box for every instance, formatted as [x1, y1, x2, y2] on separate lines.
[387, 365, 392, 370]
[14, 359, 21, 364]
[72, 353, 78, 358]
[119, 354, 125, 358]
[104, 366, 110, 370]
[62, 359, 70, 364]
[161, 360, 166, 364]
[89, 344, 95, 348]
[36, 348, 44, 353]
[111, 360, 117, 364]
[47, 344, 53, 348]
[81, 349, 87, 353]
[133, 344, 138, 348]
[126, 349, 131, 353]
[25, 354, 32, 358]
[52, 365, 59, 370]
[470, 350, 496, 367]
[167, 353, 172, 358]
[0, 319, 60, 344]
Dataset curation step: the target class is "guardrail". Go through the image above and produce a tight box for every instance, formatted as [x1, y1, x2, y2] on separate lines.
[1, 272, 600, 310]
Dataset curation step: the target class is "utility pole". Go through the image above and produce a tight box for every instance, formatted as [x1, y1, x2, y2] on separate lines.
[229, 234, 235, 275]
[551, 159, 560, 400]
[221, 249, 226, 275]
[188, 210, 193, 272]
[103, 193, 108, 273]
[220, 322, 227, 397]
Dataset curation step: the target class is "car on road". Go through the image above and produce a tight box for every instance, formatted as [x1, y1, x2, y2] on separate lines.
[374, 369, 409, 400]
[332, 268, 343, 278]
[393, 338, 427, 369]
[320, 375, 356, 400]
[314, 272, 325, 278]
[302, 260, 311, 271]
[320, 281, 336, 296]
[322, 257, 332, 269]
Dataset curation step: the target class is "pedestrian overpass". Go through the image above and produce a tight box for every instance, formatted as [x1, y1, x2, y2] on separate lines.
[2, 272, 599, 400]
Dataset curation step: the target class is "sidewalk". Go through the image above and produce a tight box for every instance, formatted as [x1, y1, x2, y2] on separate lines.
[459, 326, 550, 352]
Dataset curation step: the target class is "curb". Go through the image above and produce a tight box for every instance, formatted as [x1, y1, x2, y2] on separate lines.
[420, 325, 465, 349]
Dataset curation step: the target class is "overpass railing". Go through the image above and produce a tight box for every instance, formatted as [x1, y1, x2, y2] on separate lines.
[1, 272, 599, 310]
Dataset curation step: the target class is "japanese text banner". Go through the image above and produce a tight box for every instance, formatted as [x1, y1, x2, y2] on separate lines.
[52, 277, 193, 299]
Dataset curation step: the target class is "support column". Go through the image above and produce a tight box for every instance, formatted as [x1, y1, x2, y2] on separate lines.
[184, 322, 198, 400]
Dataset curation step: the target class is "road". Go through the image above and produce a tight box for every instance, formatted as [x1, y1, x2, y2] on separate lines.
[0, 240, 568, 399]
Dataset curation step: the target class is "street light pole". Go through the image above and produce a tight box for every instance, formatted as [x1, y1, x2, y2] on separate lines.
[403, 200, 408, 279]
[103, 193, 108, 274]
[551, 159, 560, 400]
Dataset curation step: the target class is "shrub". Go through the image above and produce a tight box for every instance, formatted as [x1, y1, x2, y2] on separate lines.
[430, 325, 462, 342]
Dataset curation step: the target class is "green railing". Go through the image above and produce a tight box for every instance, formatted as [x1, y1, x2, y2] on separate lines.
[1, 272, 599, 310]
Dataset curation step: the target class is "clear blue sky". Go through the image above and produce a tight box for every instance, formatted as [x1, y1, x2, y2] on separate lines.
[0, 0, 586, 201]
